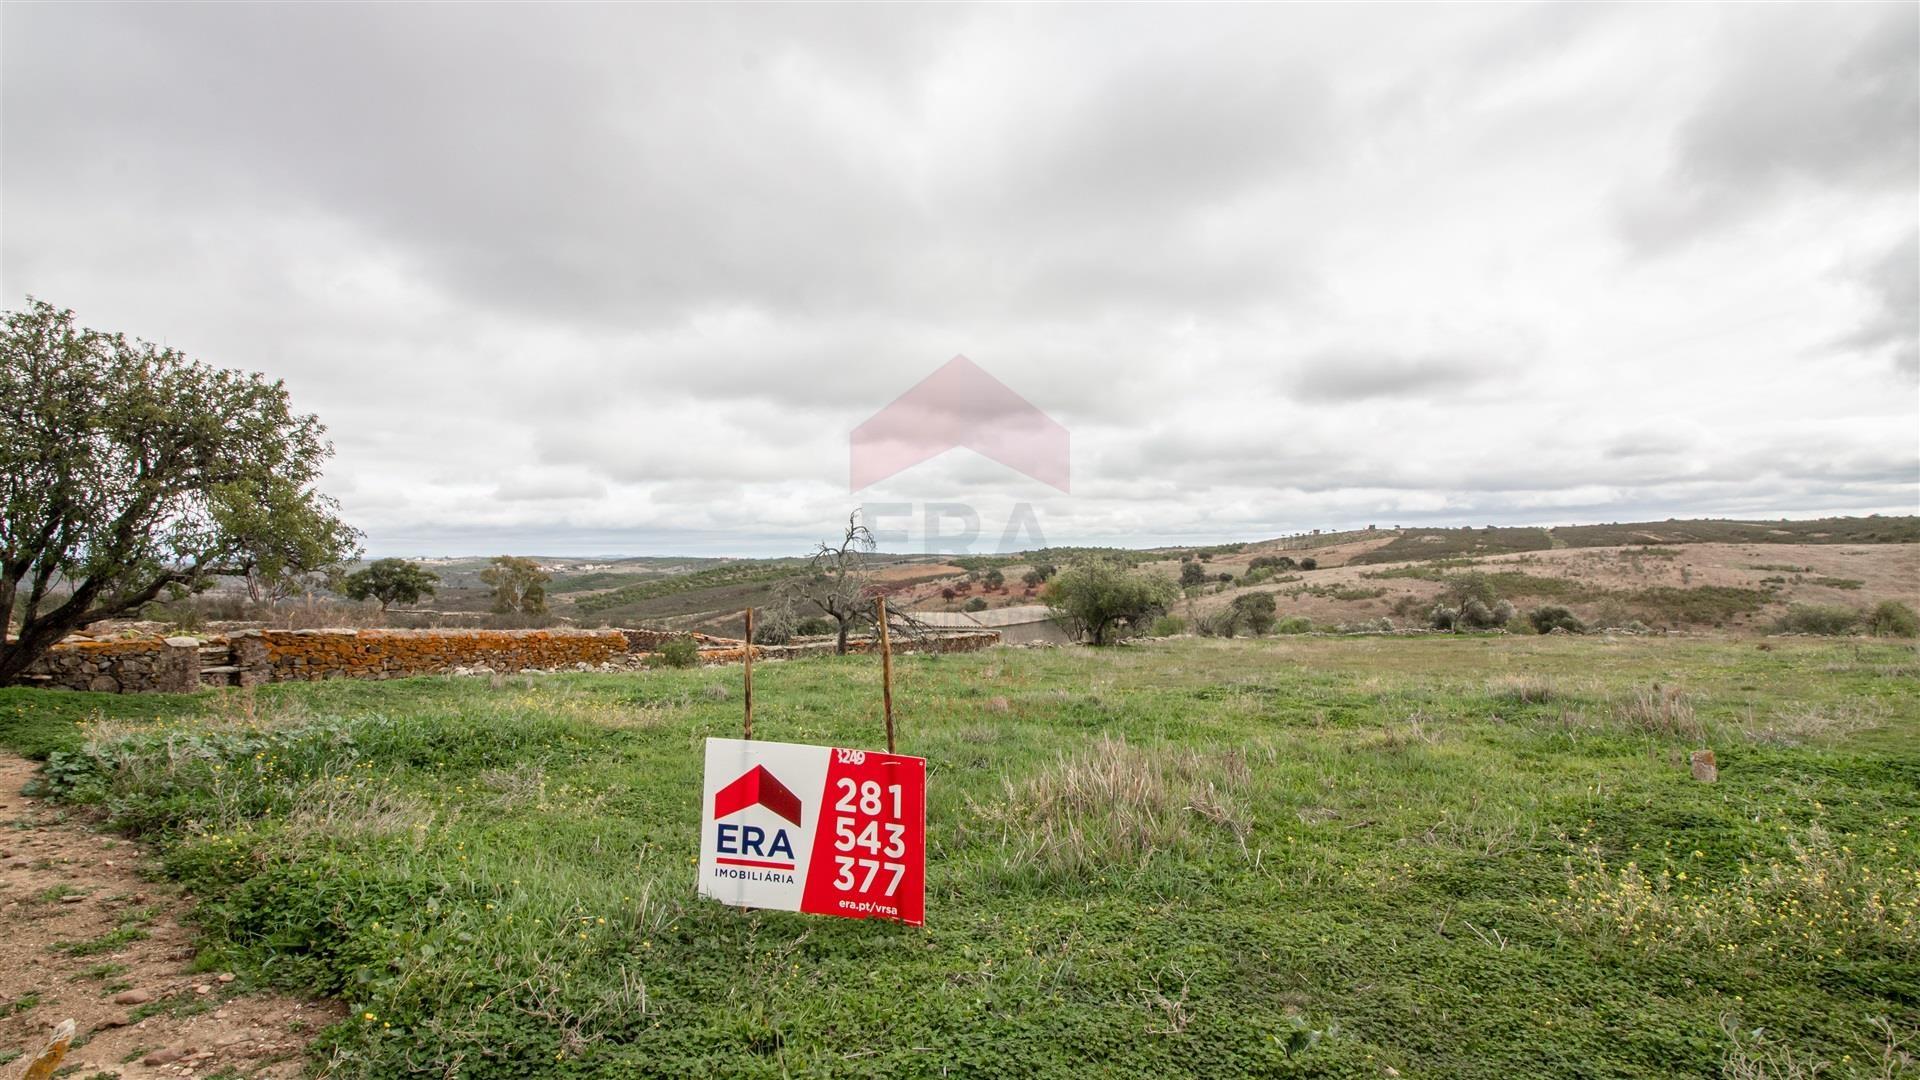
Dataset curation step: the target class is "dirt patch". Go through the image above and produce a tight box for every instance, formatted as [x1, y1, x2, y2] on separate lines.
[0, 755, 340, 1079]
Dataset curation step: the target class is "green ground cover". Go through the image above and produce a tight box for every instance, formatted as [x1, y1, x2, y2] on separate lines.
[1, 636, 1914, 1078]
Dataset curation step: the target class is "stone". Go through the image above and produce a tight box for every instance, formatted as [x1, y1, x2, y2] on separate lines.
[1689, 749, 1718, 783]
[217, 972, 235, 983]
[142, 1047, 189, 1065]
[194, 983, 212, 994]
[112, 989, 155, 1005]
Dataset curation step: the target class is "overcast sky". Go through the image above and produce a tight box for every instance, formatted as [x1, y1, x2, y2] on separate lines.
[4, 3, 1916, 557]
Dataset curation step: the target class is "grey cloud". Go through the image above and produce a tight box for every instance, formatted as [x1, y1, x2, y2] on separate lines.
[3, 5, 1913, 555]
[1619, 4, 1918, 252]
[1290, 351, 1505, 403]
[1835, 230, 1920, 379]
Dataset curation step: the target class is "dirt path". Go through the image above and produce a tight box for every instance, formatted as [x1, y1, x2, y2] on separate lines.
[0, 754, 341, 1079]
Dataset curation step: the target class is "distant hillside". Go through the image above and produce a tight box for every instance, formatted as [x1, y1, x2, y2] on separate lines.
[355, 516, 1917, 637]
[1338, 516, 1919, 566]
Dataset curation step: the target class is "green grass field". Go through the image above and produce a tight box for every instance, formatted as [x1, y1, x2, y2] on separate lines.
[3, 636, 1916, 1078]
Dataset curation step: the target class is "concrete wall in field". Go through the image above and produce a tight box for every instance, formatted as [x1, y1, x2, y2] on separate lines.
[231, 628, 629, 684]
[22, 637, 200, 693]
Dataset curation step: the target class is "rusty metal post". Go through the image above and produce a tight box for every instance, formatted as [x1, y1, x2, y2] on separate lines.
[743, 608, 754, 741]
[876, 596, 895, 753]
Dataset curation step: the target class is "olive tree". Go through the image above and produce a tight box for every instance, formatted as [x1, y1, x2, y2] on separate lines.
[1041, 558, 1177, 645]
[0, 299, 356, 684]
[341, 558, 439, 611]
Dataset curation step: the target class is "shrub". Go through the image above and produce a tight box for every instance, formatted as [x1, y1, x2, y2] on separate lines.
[1491, 599, 1516, 626]
[1197, 610, 1240, 638]
[1299, 557, 1318, 571]
[656, 635, 700, 668]
[1428, 605, 1458, 631]
[1867, 600, 1919, 638]
[1248, 555, 1297, 573]
[965, 597, 989, 612]
[1180, 562, 1208, 589]
[1149, 615, 1186, 637]
[1229, 592, 1278, 635]
[1774, 604, 1860, 636]
[1273, 616, 1313, 634]
[941, 587, 958, 601]
[1021, 570, 1045, 589]
[1216, 572, 1233, 583]
[1459, 598, 1499, 629]
[1529, 605, 1585, 634]
[793, 616, 836, 637]
[750, 604, 794, 645]
[983, 568, 1005, 590]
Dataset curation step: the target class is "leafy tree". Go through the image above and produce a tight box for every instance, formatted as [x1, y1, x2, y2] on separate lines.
[481, 555, 549, 615]
[1031, 562, 1057, 581]
[1180, 561, 1208, 589]
[1041, 558, 1177, 645]
[1229, 591, 1278, 635]
[0, 299, 354, 685]
[341, 558, 439, 611]
[219, 475, 363, 604]
[1299, 557, 1318, 571]
[964, 596, 988, 612]
[1020, 569, 1044, 589]
[787, 512, 875, 654]
[1442, 573, 1498, 612]
[983, 568, 1005, 590]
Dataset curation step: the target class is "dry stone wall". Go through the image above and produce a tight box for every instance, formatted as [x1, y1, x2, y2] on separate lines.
[16, 625, 1002, 693]
[231, 628, 629, 684]
[22, 638, 200, 693]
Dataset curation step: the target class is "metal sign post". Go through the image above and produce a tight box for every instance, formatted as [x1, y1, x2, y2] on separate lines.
[742, 608, 754, 740]
[876, 596, 895, 753]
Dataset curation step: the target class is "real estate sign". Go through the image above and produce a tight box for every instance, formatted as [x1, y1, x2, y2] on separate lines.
[697, 737, 927, 925]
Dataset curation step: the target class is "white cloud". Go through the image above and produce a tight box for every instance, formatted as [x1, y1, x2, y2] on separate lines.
[2, 3, 1913, 556]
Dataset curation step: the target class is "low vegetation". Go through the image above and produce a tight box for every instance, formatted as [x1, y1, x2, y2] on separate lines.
[2, 635, 1914, 1078]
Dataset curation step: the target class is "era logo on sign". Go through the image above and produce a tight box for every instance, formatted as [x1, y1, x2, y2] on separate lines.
[712, 765, 800, 867]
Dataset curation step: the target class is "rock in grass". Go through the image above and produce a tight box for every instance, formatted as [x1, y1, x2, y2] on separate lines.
[1689, 749, 1718, 783]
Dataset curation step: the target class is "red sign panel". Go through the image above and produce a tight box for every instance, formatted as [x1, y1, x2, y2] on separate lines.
[698, 739, 926, 925]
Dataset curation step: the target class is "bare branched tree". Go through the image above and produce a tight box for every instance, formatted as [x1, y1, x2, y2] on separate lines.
[788, 512, 876, 655]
